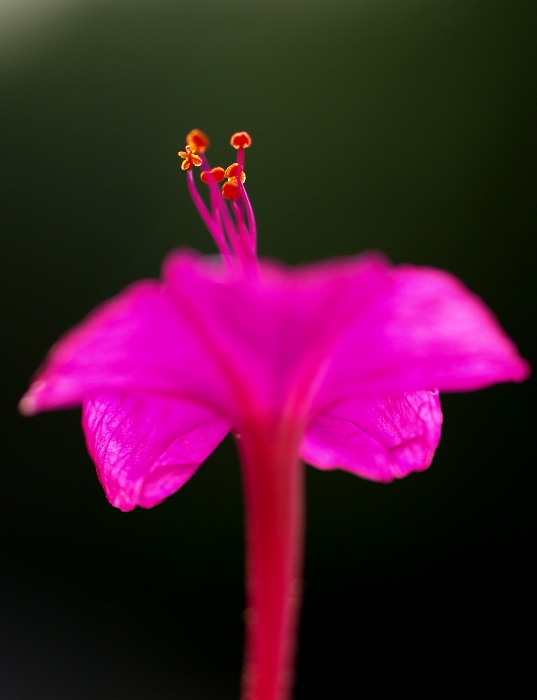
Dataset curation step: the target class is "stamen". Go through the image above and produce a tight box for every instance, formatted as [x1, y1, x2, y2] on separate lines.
[178, 145, 202, 170]
[231, 199, 256, 259]
[199, 152, 248, 265]
[180, 129, 257, 270]
[230, 132, 252, 149]
[239, 183, 257, 253]
[224, 163, 246, 183]
[201, 167, 226, 183]
[186, 169, 236, 272]
[186, 129, 210, 153]
[222, 178, 241, 200]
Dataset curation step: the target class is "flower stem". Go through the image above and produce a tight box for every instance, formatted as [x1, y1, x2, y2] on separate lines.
[236, 419, 305, 700]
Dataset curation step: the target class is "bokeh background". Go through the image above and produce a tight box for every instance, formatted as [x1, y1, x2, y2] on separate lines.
[1, 1, 535, 697]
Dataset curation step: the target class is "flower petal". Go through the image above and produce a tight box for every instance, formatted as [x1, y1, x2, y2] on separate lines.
[301, 390, 442, 482]
[83, 392, 230, 511]
[21, 251, 529, 431]
[315, 265, 530, 410]
[20, 276, 230, 416]
[162, 250, 393, 422]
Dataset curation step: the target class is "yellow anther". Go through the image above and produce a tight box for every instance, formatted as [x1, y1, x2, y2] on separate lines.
[178, 145, 202, 170]
[224, 163, 246, 183]
[230, 131, 252, 149]
[186, 129, 210, 153]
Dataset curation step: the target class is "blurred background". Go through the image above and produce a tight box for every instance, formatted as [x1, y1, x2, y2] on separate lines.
[1, 0, 535, 697]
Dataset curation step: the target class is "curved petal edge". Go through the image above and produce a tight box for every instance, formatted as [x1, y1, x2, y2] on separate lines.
[82, 392, 230, 511]
[301, 390, 443, 482]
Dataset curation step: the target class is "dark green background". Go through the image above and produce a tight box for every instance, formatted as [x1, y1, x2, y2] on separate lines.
[1, 1, 535, 697]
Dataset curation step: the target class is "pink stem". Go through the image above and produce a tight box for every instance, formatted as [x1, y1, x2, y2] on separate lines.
[236, 419, 305, 700]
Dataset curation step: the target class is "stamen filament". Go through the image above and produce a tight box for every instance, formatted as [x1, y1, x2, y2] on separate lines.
[186, 169, 235, 270]
[200, 152, 249, 268]
[239, 182, 257, 254]
[234, 145, 257, 253]
[237, 146, 245, 171]
[231, 206, 253, 259]
[231, 199, 256, 260]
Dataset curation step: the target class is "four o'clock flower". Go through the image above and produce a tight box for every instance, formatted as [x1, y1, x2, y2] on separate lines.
[20, 129, 529, 700]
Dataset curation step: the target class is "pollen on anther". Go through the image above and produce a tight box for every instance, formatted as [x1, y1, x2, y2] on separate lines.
[230, 131, 252, 149]
[186, 129, 210, 153]
[200, 167, 226, 183]
[222, 178, 241, 200]
[224, 163, 246, 183]
[178, 145, 202, 170]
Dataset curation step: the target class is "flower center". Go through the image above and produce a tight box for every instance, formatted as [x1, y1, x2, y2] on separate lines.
[178, 129, 257, 274]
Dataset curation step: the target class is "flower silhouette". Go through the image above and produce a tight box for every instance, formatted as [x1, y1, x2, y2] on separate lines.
[20, 130, 529, 700]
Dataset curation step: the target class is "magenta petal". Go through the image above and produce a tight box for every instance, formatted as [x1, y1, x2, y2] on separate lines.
[318, 265, 530, 406]
[162, 250, 393, 420]
[21, 250, 529, 434]
[83, 392, 230, 511]
[301, 390, 443, 482]
[20, 276, 229, 417]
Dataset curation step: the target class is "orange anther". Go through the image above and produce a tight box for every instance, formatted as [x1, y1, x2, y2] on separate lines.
[230, 132, 252, 149]
[224, 163, 246, 183]
[222, 178, 241, 200]
[186, 129, 210, 153]
[200, 167, 226, 184]
[178, 145, 202, 170]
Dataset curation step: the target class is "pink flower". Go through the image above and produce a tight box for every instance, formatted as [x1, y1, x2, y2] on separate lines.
[20, 130, 529, 700]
